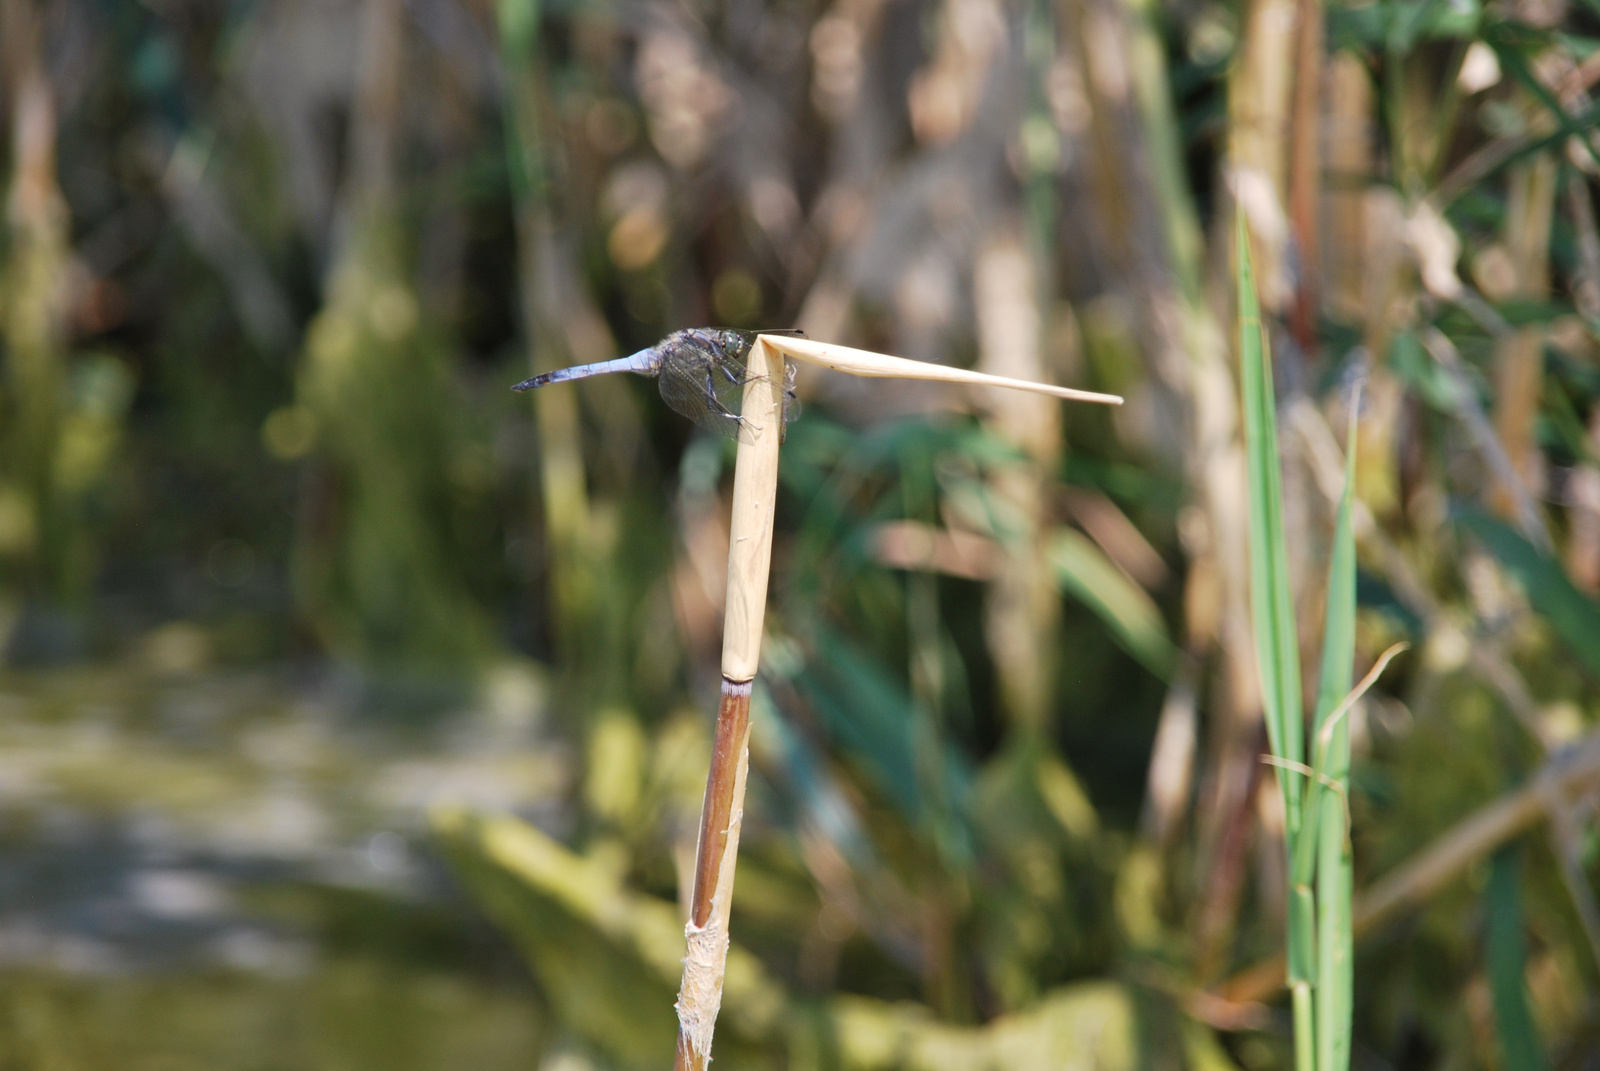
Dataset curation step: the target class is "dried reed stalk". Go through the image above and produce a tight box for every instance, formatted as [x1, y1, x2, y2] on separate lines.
[673, 336, 783, 1071]
[1228, 0, 1298, 310]
[758, 333, 1123, 406]
[670, 333, 1122, 1068]
[1491, 154, 1558, 519]
[1286, 0, 1323, 351]
[1569, 408, 1600, 593]
[975, 234, 1060, 731]
[1323, 54, 1370, 328]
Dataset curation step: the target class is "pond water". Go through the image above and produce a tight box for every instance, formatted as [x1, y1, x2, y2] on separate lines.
[0, 653, 567, 1069]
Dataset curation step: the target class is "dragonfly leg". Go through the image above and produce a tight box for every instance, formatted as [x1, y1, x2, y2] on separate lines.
[702, 370, 744, 430]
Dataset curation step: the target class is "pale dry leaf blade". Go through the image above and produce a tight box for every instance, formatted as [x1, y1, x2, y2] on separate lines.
[758, 334, 1124, 406]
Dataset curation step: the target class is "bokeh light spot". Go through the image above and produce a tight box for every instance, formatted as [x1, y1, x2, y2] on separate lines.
[711, 270, 762, 326]
[262, 406, 317, 460]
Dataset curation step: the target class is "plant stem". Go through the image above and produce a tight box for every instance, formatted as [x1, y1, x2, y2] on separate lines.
[1491, 153, 1557, 522]
[1291, 981, 1315, 1071]
[675, 678, 754, 1071]
[1287, 0, 1323, 352]
[673, 337, 785, 1071]
[1316, 788, 1353, 1071]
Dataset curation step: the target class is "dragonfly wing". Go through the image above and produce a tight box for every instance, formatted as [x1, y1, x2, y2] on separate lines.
[728, 331, 802, 428]
[780, 359, 800, 442]
[652, 328, 806, 440]
[658, 359, 749, 441]
[727, 328, 805, 346]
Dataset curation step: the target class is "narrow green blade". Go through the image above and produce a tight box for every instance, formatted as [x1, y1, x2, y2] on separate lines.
[1486, 847, 1553, 1071]
[1237, 215, 1304, 835]
[1312, 402, 1359, 1071]
[1316, 789, 1353, 1071]
[1049, 526, 1176, 679]
[1311, 402, 1359, 775]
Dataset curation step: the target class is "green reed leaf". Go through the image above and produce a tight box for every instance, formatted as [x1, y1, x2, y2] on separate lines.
[1048, 527, 1175, 679]
[1486, 847, 1553, 1071]
[1237, 215, 1304, 833]
[1311, 401, 1358, 1071]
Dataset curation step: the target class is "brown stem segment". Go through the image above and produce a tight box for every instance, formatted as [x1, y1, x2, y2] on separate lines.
[674, 677, 753, 1071]
[689, 680, 753, 929]
[1287, 0, 1323, 354]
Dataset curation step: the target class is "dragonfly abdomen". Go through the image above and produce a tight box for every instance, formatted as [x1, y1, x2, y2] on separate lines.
[511, 348, 662, 392]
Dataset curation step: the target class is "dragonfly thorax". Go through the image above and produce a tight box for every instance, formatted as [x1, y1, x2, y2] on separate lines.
[513, 326, 803, 441]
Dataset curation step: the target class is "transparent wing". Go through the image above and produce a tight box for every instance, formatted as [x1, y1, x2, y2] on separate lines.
[730, 330, 803, 439]
[729, 328, 804, 344]
[779, 357, 800, 442]
[657, 354, 750, 441]
[654, 329, 806, 441]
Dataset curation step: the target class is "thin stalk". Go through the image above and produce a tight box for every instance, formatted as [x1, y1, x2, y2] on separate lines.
[1238, 217, 1304, 837]
[673, 338, 784, 1071]
[1242, 214, 1368, 1071]
[1420, 328, 1550, 551]
[1287, 0, 1323, 351]
[1291, 983, 1315, 1071]
[1316, 786, 1353, 1071]
[1491, 153, 1557, 522]
[1421, 43, 1469, 189]
[1022, 0, 1058, 271]
[1569, 406, 1600, 593]
[1289, 882, 1317, 1052]
[975, 232, 1060, 732]
[1311, 403, 1359, 1071]
[664, 334, 1123, 1067]
[1120, 0, 1204, 294]
[1566, 169, 1600, 326]
[1292, 401, 1359, 886]
[1385, 43, 1415, 196]
[1120, 0, 1267, 974]
[1324, 55, 1371, 327]
[1230, 0, 1299, 310]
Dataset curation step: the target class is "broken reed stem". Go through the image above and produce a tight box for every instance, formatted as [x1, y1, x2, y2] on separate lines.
[675, 678, 752, 1071]
[673, 337, 783, 1071]
[671, 332, 1119, 1068]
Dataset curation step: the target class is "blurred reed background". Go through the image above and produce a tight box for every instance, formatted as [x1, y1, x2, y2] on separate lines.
[1, 0, 1600, 1067]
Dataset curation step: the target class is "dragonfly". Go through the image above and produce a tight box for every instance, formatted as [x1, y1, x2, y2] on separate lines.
[512, 328, 804, 442]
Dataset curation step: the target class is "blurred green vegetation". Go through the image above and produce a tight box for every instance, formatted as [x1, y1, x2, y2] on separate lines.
[3, 0, 1600, 1068]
